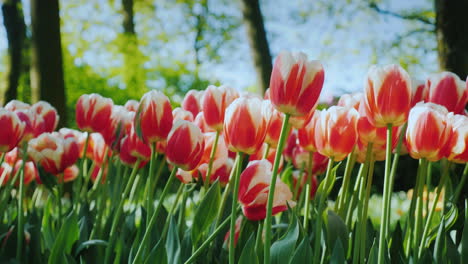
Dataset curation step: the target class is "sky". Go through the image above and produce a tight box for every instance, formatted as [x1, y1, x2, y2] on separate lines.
[0, 0, 438, 102]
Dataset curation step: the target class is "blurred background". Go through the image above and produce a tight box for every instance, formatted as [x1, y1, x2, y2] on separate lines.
[0, 0, 466, 128]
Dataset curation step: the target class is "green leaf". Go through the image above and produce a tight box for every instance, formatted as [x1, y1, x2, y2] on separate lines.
[367, 239, 378, 264]
[42, 197, 55, 250]
[390, 221, 404, 264]
[289, 237, 312, 263]
[330, 239, 345, 264]
[238, 234, 258, 264]
[446, 234, 460, 264]
[74, 240, 108, 257]
[145, 239, 168, 264]
[461, 202, 468, 263]
[326, 210, 348, 253]
[271, 213, 299, 264]
[191, 180, 221, 245]
[166, 217, 180, 264]
[433, 217, 446, 263]
[48, 212, 79, 264]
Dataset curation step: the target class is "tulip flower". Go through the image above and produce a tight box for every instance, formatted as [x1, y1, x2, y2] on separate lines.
[32, 101, 59, 132]
[85, 133, 109, 165]
[135, 90, 173, 143]
[194, 112, 215, 133]
[119, 126, 151, 167]
[28, 132, 80, 175]
[223, 97, 270, 155]
[181, 90, 204, 118]
[101, 105, 134, 149]
[63, 165, 79, 182]
[15, 109, 46, 142]
[173, 107, 194, 122]
[445, 113, 468, 163]
[166, 120, 205, 171]
[292, 146, 328, 175]
[90, 165, 108, 183]
[426, 72, 467, 114]
[364, 64, 412, 127]
[196, 132, 229, 182]
[4, 100, 30, 111]
[0, 108, 25, 152]
[12, 160, 39, 186]
[289, 110, 314, 129]
[411, 79, 427, 107]
[0, 163, 12, 186]
[337, 92, 363, 110]
[264, 101, 286, 148]
[124, 100, 139, 112]
[238, 159, 295, 221]
[269, 51, 324, 116]
[315, 106, 359, 161]
[283, 130, 298, 162]
[250, 143, 284, 172]
[297, 110, 321, 152]
[406, 103, 451, 161]
[176, 168, 197, 184]
[76, 93, 114, 133]
[202, 85, 239, 131]
[292, 171, 318, 200]
[224, 217, 242, 248]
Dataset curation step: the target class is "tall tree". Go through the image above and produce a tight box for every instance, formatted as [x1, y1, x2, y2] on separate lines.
[435, 0, 468, 79]
[1, 0, 26, 104]
[240, 0, 272, 94]
[30, 0, 66, 127]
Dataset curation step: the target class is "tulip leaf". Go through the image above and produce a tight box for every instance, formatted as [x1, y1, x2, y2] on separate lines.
[330, 239, 345, 264]
[145, 239, 167, 264]
[48, 212, 79, 264]
[289, 237, 312, 263]
[239, 234, 258, 264]
[390, 221, 404, 263]
[270, 213, 299, 264]
[326, 210, 348, 253]
[191, 180, 221, 246]
[166, 217, 181, 264]
[433, 217, 446, 262]
[74, 240, 108, 257]
[367, 239, 378, 264]
[446, 234, 460, 264]
[461, 201, 468, 264]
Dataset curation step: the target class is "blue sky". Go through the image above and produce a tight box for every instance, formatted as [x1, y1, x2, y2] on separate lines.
[0, 0, 437, 101]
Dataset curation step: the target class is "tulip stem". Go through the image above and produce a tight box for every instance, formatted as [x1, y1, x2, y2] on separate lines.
[185, 214, 232, 264]
[303, 151, 314, 232]
[104, 160, 141, 264]
[215, 154, 239, 228]
[345, 163, 365, 227]
[132, 166, 178, 264]
[293, 162, 306, 203]
[58, 174, 64, 227]
[16, 143, 27, 263]
[453, 163, 468, 204]
[377, 124, 393, 264]
[146, 144, 157, 222]
[418, 159, 449, 257]
[360, 152, 375, 263]
[149, 154, 165, 200]
[413, 158, 428, 258]
[264, 113, 290, 264]
[255, 222, 264, 255]
[78, 133, 90, 203]
[313, 158, 334, 264]
[336, 147, 356, 218]
[205, 131, 220, 192]
[161, 181, 184, 242]
[229, 152, 244, 264]
[263, 144, 271, 159]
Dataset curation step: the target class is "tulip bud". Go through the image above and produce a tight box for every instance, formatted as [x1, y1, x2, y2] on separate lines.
[224, 97, 270, 155]
[135, 90, 173, 143]
[173, 107, 194, 123]
[223, 217, 242, 248]
[315, 106, 359, 161]
[76, 94, 114, 133]
[269, 51, 324, 116]
[124, 100, 139, 112]
[445, 113, 468, 163]
[13, 160, 38, 186]
[119, 125, 151, 166]
[297, 110, 321, 152]
[182, 90, 204, 117]
[4, 100, 30, 111]
[28, 132, 80, 175]
[101, 105, 134, 149]
[426, 72, 467, 114]
[292, 171, 318, 200]
[364, 64, 412, 127]
[337, 92, 363, 110]
[264, 101, 287, 148]
[202, 85, 239, 131]
[15, 109, 45, 142]
[166, 120, 205, 171]
[63, 165, 79, 182]
[238, 159, 295, 221]
[283, 130, 298, 162]
[411, 79, 427, 107]
[0, 108, 25, 152]
[31, 101, 59, 132]
[0, 163, 12, 186]
[194, 112, 215, 133]
[406, 103, 451, 161]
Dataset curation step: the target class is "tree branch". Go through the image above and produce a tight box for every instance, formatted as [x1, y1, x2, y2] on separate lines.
[369, 2, 435, 26]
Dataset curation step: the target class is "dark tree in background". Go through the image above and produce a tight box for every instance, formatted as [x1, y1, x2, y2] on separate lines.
[30, 0, 67, 127]
[1, 0, 25, 105]
[435, 0, 468, 79]
[240, 0, 272, 94]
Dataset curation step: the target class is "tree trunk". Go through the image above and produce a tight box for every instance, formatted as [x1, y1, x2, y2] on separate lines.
[122, 0, 135, 35]
[435, 0, 468, 79]
[30, 0, 67, 127]
[1, 0, 25, 105]
[240, 0, 272, 94]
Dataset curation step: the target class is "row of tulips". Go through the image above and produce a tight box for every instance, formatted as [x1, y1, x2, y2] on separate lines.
[0, 50, 467, 263]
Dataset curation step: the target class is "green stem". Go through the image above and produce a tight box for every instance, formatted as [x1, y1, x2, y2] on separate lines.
[184, 214, 232, 264]
[263, 144, 271, 160]
[345, 163, 365, 227]
[104, 160, 141, 264]
[453, 163, 468, 203]
[263, 113, 290, 264]
[377, 124, 393, 264]
[303, 152, 314, 232]
[58, 174, 64, 227]
[215, 154, 240, 228]
[336, 147, 356, 216]
[146, 143, 157, 220]
[229, 152, 244, 264]
[360, 154, 375, 263]
[149, 154, 165, 200]
[205, 131, 220, 191]
[132, 166, 178, 264]
[404, 159, 424, 256]
[255, 222, 264, 255]
[313, 158, 334, 264]
[413, 158, 428, 258]
[161, 181, 184, 241]
[78, 133, 90, 203]
[16, 143, 27, 262]
[418, 159, 449, 257]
